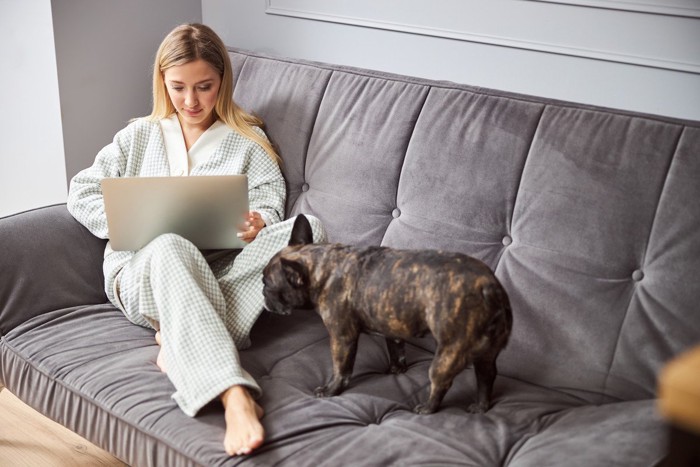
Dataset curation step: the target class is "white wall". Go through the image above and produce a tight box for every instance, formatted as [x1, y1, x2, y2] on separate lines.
[0, 0, 67, 217]
[202, 0, 700, 121]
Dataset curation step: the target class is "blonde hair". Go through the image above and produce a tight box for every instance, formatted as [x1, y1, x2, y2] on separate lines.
[149, 23, 279, 164]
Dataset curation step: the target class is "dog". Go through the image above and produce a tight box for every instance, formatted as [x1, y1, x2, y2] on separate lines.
[262, 215, 513, 414]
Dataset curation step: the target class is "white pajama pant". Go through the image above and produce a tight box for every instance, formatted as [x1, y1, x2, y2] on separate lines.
[109, 215, 326, 416]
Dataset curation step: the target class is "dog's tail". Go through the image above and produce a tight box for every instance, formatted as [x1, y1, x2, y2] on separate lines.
[480, 281, 513, 344]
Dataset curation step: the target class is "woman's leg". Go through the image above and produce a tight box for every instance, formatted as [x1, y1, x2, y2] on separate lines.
[116, 233, 263, 455]
[196, 215, 325, 453]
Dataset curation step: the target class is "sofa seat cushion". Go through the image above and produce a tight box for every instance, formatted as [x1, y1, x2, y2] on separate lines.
[0, 303, 667, 466]
[507, 400, 666, 466]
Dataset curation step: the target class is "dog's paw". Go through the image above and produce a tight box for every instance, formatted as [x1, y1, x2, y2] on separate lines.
[389, 362, 408, 374]
[466, 402, 488, 414]
[413, 403, 436, 415]
[314, 375, 351, 398]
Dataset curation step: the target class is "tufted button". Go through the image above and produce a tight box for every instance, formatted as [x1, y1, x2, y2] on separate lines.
[632, 269, 644, 281]
[391, 208, 401, 218]
[502, 235, 512, 246]
[301, 183, 310, 192]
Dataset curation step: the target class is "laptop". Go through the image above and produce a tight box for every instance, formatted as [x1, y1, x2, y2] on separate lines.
[101, 175, 249, 251]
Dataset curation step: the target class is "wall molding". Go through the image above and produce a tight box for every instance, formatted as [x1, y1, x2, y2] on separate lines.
[526, 0, 700, 18]
[265, 0, 700, 74]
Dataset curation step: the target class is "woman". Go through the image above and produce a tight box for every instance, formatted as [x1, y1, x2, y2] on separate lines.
[67, 23, 325, 456]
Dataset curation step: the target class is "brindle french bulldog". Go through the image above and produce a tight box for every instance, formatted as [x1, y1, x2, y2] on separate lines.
[262, 215, 513, 414]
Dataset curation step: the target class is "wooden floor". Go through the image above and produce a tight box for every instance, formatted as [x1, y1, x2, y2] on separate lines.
[0, 388, 128, 466]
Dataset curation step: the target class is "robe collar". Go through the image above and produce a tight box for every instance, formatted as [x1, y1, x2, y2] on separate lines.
[159, 113, 228, 176]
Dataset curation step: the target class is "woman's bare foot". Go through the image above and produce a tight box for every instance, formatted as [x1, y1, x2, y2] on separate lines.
[220, 385, 265, 456]
[155, 331, 166, 373]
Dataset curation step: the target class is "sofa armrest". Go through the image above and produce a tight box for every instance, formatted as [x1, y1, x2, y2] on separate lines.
[0, 204, 107, 334]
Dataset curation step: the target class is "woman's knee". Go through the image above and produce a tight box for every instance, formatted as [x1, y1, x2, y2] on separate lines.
[148, 233, 196, 252]
[138, 233, 203, 272]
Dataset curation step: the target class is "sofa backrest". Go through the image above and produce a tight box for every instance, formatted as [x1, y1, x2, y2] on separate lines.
[229, 48, 700, 402]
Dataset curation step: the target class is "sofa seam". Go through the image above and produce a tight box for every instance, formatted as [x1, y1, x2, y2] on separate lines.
[381, 85, 432, 246]
[233, 53, 249, 87]
[636, 126, 686, 272]
[601, 125, 685, 396]
[286, 69, 333, 218]
[301, 69, 334, 188]
[495, 105, 547, 275]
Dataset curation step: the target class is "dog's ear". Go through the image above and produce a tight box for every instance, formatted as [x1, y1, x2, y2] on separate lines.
[289, 214, 314, 246]
[280, 257, 308, 288]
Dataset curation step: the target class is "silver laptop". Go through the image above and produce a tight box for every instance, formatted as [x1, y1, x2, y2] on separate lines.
[101, 175, 249, 251]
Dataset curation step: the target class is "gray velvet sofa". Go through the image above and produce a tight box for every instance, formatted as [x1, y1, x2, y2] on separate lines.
[1, 48, 699, 466]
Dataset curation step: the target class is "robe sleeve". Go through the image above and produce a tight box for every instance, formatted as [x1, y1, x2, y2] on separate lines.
[66, 125, 131, 239]
[245, 128, 286, 227]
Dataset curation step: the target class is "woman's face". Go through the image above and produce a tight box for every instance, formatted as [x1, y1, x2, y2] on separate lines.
[163, 59, 221, 130]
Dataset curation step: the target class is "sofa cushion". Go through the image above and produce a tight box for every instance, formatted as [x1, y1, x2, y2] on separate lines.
[293, 72, 430, 246]
[506, 400, 666, 466]
[230, 50, 700, 403]
[0, 303, 666, 466]
[500, 118, 696, 402]
[381, 86, 543, 267]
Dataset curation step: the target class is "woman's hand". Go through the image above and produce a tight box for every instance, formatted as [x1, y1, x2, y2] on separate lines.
[237, 211, 266, 243]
